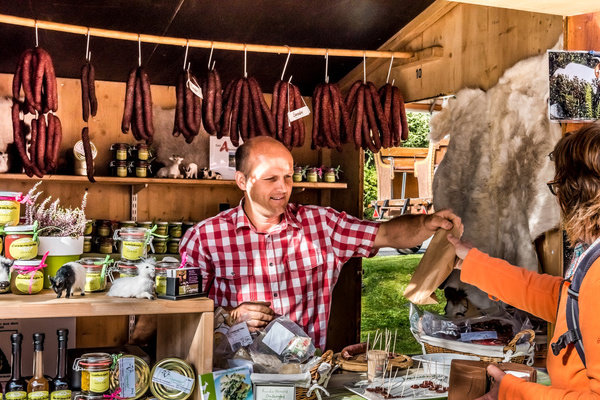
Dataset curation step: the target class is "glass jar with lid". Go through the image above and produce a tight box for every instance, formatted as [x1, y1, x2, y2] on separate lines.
[95, 220, 112, 238]
[293, 166, 304, 182]
[110, 143, 130, 161]
[83, 236, 93, 253]
[169, 222, 183, 238]
[132, 143, 149, 161]
[10, 259, 45, 295]
[113, 227, 149, 261]
[155, 260, 179, 295]
[109, 160, 129, 177]
[4, 224, 38, 260]
[79, 257, 109, 292]
[306, 167, 319, 183]
[152, 237, 168, 254]
[154, 221, 169, 236]
[134, 160, 149, 178]
[84, 219, 94, 236]
[97, 237, 114, 254]
[167, 238, 181, 254]
[323, 167, 337, 183]
[116, 261, 139, 278]
[74, 353, 112, 395]
[0, 191, 25, 227]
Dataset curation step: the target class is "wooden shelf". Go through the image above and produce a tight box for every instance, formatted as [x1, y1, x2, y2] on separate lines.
[0, 289, 214, 319]
[0, 173, 348, 189]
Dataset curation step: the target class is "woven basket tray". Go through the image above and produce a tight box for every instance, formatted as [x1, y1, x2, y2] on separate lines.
[419, 329, 536, 365]
[295, 350, 334, 400]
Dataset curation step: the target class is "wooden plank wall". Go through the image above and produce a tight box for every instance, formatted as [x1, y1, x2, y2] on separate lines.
[339, 2, 563, 102]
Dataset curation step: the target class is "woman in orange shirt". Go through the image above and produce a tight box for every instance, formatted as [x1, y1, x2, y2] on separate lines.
[448, 122, 600, 400]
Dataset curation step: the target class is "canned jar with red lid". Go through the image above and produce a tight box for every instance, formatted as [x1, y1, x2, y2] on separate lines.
[74, 352, 112, 395]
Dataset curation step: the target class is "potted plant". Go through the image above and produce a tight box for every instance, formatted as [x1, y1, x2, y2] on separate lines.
[24, 182, 88, 288]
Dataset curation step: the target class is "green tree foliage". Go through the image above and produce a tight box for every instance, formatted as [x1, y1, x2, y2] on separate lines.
[586, 85, 594, 118]
[363, 112, 432, 219]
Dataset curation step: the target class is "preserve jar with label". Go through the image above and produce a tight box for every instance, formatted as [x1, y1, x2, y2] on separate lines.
[152, 237, 168, 254]
[74, 353, 112, 395]
[94, 220, 112, 238]
[11, 259, 45, 295]
[168, 222, 183, 238]
[293, 166, 304, 182]
[116, 261, 139, 278]
[167, 238, 181, 254]
[154, 222, 168, 236]
[113, 227, 149, 261]
[4, 225, 38, 260]
[97, 238, 114, 255]
[79, 258, 108, 292]
[83, 236, 93, 253]
[0, 191, 27, 227]
[110, 143, 129, 161]
[134, 160, 148, 178]
[109, 160, 129, 177]
[323, 167, 337, 183]
[132, 143, 149, 161]
[306, 168, 319, 183]
[155, 261, 179, 295]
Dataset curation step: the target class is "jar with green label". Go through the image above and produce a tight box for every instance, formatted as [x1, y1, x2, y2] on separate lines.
[109, 160, 129, 177]
[155, 261, 178, 295]
[83, 236, 92, 253]
[293, 166, 304, 182]
[80, 258, 108, 292]
[133, 143, 149, 161]
[113, 227, 149, 261]
[10, 260, 45, 295]
[169, 222, 183, 238]
[306, 167, 319, 183]
[4, 225, 38, 260]
[0, 191, 25, 227]
[117, 261, 138, 278]
[110, 143, 129, 161]
[154, 222, 169, 236]
[323, 167, 336, 183]
[152, 237, 168, 254]
[74, 353, 112, 395]
[84, 219, 93, 236]
[167, 238, 181, 254]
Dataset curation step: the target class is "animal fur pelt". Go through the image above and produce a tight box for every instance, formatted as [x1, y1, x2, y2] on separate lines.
[432, 53, 562, 272]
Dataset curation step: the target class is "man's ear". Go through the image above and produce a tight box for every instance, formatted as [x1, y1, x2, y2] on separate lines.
[235, 171, 247, 191]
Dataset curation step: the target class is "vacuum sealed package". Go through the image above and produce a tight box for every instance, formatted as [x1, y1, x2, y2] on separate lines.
[248, 316, 316, 364]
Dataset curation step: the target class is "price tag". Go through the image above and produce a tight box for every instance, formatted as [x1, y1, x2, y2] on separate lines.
[227, 322, 253, 351]
[119, 357, 136, 398]
[288, 106, 310, 122]
[152, 367, 195, 394]
[187, 72, 203, 99]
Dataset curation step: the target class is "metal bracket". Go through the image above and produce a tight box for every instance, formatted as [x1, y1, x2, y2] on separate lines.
[130, 184, 148, 221]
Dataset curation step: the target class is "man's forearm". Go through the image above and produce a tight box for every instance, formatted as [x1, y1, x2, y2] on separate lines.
[373, 214, 431, 249]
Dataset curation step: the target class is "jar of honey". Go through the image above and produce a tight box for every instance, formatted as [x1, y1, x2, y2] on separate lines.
[74, 353, 112, 395]
[10, 259, 45, 295]
[4, 225, 38, 260]
[110, 143, 130, 161]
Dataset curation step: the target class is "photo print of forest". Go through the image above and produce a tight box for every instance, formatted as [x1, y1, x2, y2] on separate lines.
[549, 50, 600, 122]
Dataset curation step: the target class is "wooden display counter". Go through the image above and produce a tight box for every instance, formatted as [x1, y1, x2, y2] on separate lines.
[0, 290, 214, 400]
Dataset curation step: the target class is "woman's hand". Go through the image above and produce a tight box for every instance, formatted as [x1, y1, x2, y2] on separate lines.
[447, 233, 473, 260]
[476, 365, 506, 400]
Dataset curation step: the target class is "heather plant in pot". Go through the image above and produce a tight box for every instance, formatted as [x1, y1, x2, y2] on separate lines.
[25, 182, 88, 288]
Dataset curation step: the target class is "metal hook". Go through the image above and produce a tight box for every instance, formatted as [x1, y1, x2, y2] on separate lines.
[208, 42, 214, 70]
[281, 47, 291, 81]
[34, 21, 39, 47]
[183, 40, 190, 71]
[85, 28, 91, 62]
[244, 45, 247, 78]
[363, 52, 367, 83]
[138, 35, 142, 67]
[325, 50, 329, 84]
[386, 54, 394, 84]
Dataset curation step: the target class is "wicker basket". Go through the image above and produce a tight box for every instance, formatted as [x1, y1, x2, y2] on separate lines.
[418, 329, 536, 365]
[295, 350, 334, 400]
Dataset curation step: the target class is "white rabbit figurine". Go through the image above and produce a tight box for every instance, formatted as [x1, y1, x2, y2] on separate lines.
[156, 155, 184, 179]
[107, 261, 156, 300]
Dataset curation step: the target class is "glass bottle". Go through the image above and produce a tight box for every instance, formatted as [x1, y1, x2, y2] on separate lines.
[50, 330, 70, 400]
[27, 333, 49, 400]
[5, 333, 27, 400]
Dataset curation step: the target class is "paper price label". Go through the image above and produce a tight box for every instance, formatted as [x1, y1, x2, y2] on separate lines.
[187, 74, 203, 99]
[227, 322, 253, 351]
[288, 106, 310, 122]
[119, 357, 136, 398]
[152, 366, 194, 394]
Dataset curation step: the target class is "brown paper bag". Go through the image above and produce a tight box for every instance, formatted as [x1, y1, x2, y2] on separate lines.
[403, 226, 461, 304]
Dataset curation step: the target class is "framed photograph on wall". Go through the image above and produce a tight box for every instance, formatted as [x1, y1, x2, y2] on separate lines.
[548, 50, 600, 122]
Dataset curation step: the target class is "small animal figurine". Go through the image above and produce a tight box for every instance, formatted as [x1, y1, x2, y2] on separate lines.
[49, 262, 86, 298]
[199, 168, 222, 180]
[156, 155, 184, 179]
[107, 261, 155, 300]
[0, 256, 13, 293]
[0, 152, 9, 173]
[184, 162, 198, 179]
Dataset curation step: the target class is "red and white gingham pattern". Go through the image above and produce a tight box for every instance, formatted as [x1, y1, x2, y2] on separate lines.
[180, 201, 379, 350]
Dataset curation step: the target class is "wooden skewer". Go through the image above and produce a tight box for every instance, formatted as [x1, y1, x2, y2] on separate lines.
[0, 13, 415, 59]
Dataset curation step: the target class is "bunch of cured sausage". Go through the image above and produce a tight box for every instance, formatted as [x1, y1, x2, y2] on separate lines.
[271, 80, 306, 150]
[311, 82, 352, 152]
[173, 69, 202, 143]
[12, 47, 62, 177]
[80, 61, 99, 182]
[345, 80, 408, 152]
[121, 67, 154, 143]
[220, 76, 275, 147]
[201, 68, 223, 137]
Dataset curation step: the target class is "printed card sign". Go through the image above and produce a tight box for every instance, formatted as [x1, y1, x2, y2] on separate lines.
[152, 367, 194, 394]
[199, 366, 252, 400]
[255, 386, 295, 400]
[119, 357, 136, 398]
[288, 106, 310, 122]
[209, 136, 238, 180]
[227, 322, 253, 351]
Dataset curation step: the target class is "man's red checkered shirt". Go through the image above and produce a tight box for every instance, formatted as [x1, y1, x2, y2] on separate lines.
[180, 201, 380, 350]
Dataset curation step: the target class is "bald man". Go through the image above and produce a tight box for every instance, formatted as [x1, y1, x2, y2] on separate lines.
[180, 136, 460, 350]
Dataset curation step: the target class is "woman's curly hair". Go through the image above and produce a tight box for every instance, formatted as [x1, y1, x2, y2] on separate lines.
[553, 122, 600, 244]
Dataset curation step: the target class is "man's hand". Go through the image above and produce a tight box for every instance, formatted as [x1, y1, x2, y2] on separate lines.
[476, 365, 506, 400]
[447, 233, 473, 261]
[230, 301, 275, 331]
[424, 209, 463, 234]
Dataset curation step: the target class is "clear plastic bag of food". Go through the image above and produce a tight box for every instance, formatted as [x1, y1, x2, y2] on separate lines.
[248, 316, 316, 364]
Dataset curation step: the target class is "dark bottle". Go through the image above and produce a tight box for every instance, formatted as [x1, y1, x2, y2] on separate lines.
[50, 330, 70, 400]
[27, 333, 49, 400]
[5, 333, 27, 400]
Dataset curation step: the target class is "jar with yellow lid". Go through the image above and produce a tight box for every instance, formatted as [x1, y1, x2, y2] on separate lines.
[10, 260, 45, 294]
[74, 353, 112, 395]
[0, 191, 26, 227]
[4, 224, 38, 260]
[155, 261, 179, 295]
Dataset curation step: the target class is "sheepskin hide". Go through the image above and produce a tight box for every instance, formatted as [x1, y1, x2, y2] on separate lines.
[431, 53, 562, 272]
